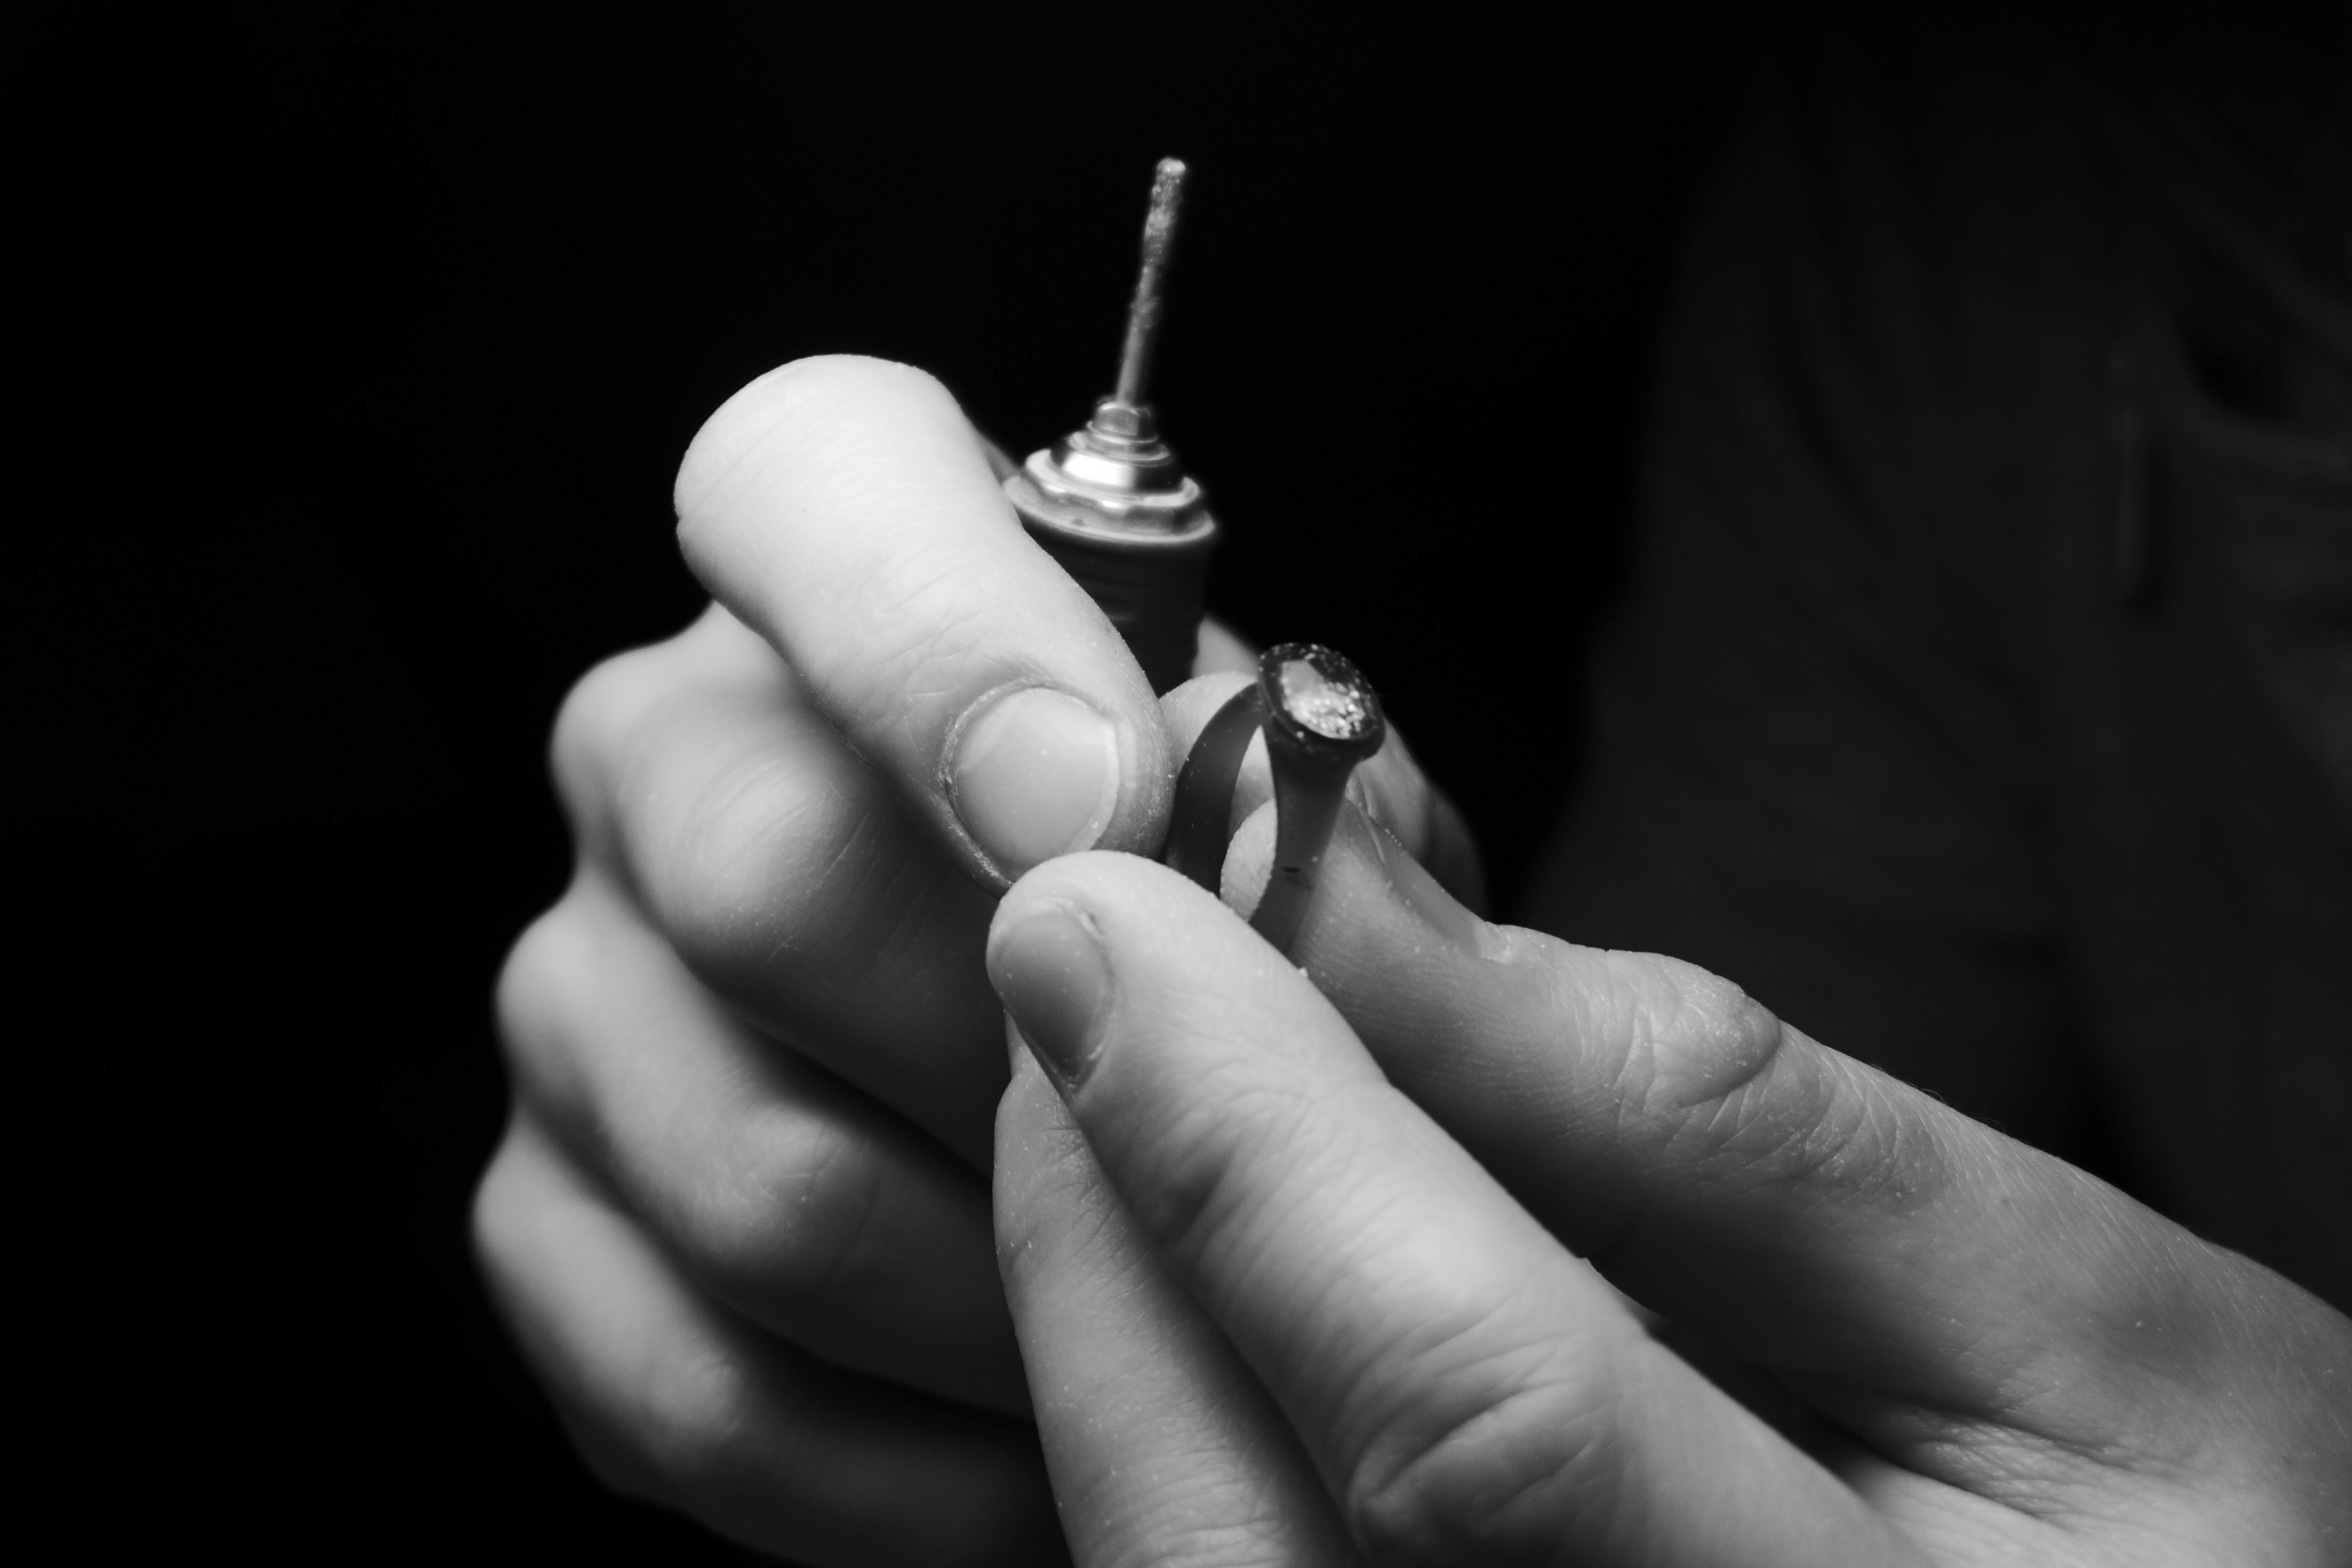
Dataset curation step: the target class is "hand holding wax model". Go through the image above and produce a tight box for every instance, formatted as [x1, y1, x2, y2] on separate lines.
[474, 163, 2352, 1566]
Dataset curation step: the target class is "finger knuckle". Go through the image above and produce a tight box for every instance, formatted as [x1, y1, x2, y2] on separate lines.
[1605, 957, 1940, 1204]
[562, 1330, 764, 1511]
[641, 732, 877, 980]
[691, 1111, 894, 1310]
[465, 1136, 673, 1502]
[674, 354, 951, 542]
[1697, 1061, 1938, 1206]
[824, 567, 992, 714]
[1121, 1067, 1330, 1270]
[468, 1131, 768, 1514]
[467, 1123, 536, 1279]
[493, 902, 597, 1103]
[1346, 1377, 1629, 1563]
[562, 1413, 671, 1504]
[1604, 953, 1783, 1105]
[550, 639, 685, 841]
[627, 1334, 770, 1502]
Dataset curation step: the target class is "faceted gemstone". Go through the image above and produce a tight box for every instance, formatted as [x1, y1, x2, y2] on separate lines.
[1272, 647, 1377, 742]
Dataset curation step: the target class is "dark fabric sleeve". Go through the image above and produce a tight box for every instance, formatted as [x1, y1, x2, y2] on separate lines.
[1519, 28, 2113, 1166]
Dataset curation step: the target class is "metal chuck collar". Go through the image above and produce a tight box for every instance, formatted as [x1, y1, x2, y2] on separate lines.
[1003, 158, 1218, 694]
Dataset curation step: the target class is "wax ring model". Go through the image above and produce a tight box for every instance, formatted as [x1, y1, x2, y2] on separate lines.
[1168, 643, 1386, 955]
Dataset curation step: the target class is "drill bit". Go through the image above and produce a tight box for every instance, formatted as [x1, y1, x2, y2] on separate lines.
[1113, 157, 1187, 410]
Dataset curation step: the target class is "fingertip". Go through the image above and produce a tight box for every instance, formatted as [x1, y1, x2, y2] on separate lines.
[988, 900, 1115, 1091]
[674, 357, 1000, 636]
[1190, 617, 1259, 677]
[1157, 669, 1257, 752]
[990, 847, 1251, 955]
[988, 850, 1308, 1075]
[674, 355, 967, 536]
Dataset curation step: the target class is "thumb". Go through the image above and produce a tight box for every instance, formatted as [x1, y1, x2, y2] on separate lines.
[992, 1032, 1357, 1567]
[677, 356, 1174, 888]
[988, 852, 1901, 1566]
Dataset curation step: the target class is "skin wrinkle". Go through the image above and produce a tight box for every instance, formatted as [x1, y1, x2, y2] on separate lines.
[1929, 1427, 2296, 1568]
[1133, 1066, 1338, 1283]
[1101, 963, 1650, 1563]
[1452, 943, 2213, 1485]
[711, 1101, 878, 1310]
[1785, 1234, 2254, 1518]
[668, 744, 848, 944]
[556, 639, 757, 879]
[1362, 894, 2087, 1488]
[632, 676, 837, 871]
[1910, 1176, 2246, 1464]
[603, 670, 1004, 1140]
[779, 394, 996, 549]
[1129, 1052, 1427, 1337]
[1059, 1361, 1310, 1568]
[1150, 1516, 1308, 1568]
[488, 1082, 1055, 1560]
[1304, 1208, 1533, 1414]
[615, 996, 759, 1242]
[850, 842, 985, 1003]
[781, 420, 1041, 653]
[998, 1113, 1146, 1308]
[644, 1325, 764, 1500]
[569, 893, 710, 1200]
[765, 790, 945, 990]
[1091, 1487, 1297, 1568]
[677, 361, 1161, 878]
[1458, 912, 2284, 1526]
[1843, 1470, 2108, 1568]
[1612, 956, 1785, 1115]
[508, 875, 1013, 1409]
[671, 360, 835, 556]
[1000, 1083, 1340, 1568]
[1672, 1047, 1923, 1208]
[681, 372, 979, 605]
[831, 567, 1004, 743]
[754, 804, 892, 975]
[1348, 1357, 1634, 1561]
[1565, 947, 1956, 1226]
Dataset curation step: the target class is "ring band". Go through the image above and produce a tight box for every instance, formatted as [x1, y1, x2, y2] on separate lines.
[1167, 643, 1386, 955]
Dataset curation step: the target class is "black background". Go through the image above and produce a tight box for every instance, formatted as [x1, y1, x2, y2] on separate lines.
[7, 3, 1740, 1555]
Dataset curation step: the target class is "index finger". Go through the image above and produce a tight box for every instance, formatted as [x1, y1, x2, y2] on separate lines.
[1266, 809, 2352, 1509]
[676, 355, 1174, 886]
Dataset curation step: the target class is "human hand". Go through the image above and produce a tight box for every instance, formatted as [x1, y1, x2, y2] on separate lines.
[988, 777, 2352, 1563]
[471, 356, 1476, 1563]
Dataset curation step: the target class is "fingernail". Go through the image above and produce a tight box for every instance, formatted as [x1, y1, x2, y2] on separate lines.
[990, 905, 1113, 1089]
[948, 687, 1121, 877]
